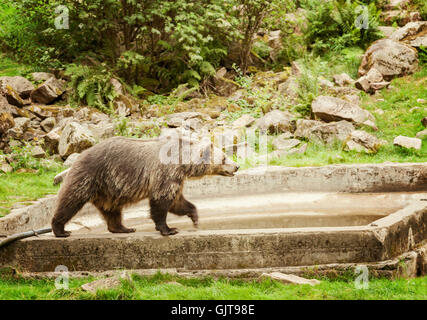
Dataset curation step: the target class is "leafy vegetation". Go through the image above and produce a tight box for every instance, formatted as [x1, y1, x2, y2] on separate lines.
[0, 272, 425, 300]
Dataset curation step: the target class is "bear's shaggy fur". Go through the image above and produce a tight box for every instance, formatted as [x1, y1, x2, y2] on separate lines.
[51, 136, 239, 237]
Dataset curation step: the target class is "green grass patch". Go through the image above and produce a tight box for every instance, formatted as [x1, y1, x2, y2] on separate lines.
[0, 272, 425, 300]
[0, 168, 63, 216]
[0, 53, 33, 77]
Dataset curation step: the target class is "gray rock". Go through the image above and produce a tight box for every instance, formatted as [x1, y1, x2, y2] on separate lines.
[30, 72, 55, 82]
[358, 39, 418, 81]
[260, 272, 320, 286]
[345, 130, 383, 153]
[63, 153, 81, 167]
[312, 96, 375, 126]
[333, 73, 354, 87]
[255, 110, 295, 134]
[0, 98, 15, 135]
[225, 142, 255, 160]
[295, 119, 355, 145]
[167, 112, 203, 128]
[13, 117, 30, 132]
[393, 135, 422, 150]
[42, 127, 61, 154]
[110, 78, 125, 95]
[87, 121, 115, 140]
[272, 136, 301, 151]
[356, 68, 390, 93]
[378, 26, 398, 38]
[40, 117, 56, 133]
[0, 161, 13, 173]
[81, 272, 132, 294]
[232, 114, 255, 128]
[30, 78, 66, 104]
[0, 76, 35, 99]
[58, 122, 96, 158]
[389, 21, 427, 48]
[31, 146, 46, 159]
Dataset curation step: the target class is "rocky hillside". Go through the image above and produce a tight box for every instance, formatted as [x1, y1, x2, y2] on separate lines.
[0, 0, 426, 175]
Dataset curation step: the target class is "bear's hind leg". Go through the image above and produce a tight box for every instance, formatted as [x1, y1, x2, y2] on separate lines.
[169, 196, 198, 227]
[149, 198, 178, 236]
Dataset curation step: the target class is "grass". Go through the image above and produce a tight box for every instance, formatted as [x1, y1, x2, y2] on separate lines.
[0, 168, 63, 217]
[0, 53, 33, 77]
[0, 272, 425, 300]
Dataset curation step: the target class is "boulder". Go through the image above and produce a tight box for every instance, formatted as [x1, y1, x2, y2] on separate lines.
[87, 121, 115, 140]
[333, 73, 355, 87]
[312, 96, 375, 126]
[295, 119, 355, 145]
[30, 78, 66, 104]
[212, 127, 244, 148]
[272, 136, 301, 151]
[355, 68, 391, 93]
[0, 97, 15, 135]
[63, 153, 81, 167]
[378, 26, 398, 38]
[232, 114, 255, 128]
[40, 117, 56, 133]
[344, 130, 383, 153]
[255, 110, 295, 134]
[0, 82, 25, 107]
[393, 135, 422, 150]
[389, 21, 427, 48]
[58, 122, 96, 158]
[225, 142, 255, 160]
[0, 76, 34, 99]
[358, 39, 418, 80]
[31, 146, 46, 159]
[13, 117, 30, 132]
[42, 127, 61, 154]
[213, 67, 240, 96]
[30, 72, 55, 82]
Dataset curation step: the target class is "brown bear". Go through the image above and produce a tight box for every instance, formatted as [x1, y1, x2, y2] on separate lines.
[51, 135, 239, 237]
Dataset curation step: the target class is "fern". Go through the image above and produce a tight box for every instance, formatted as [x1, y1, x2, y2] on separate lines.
[65, 64, 117, 113]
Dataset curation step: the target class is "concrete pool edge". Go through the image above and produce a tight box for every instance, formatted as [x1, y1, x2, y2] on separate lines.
[1, 162, 426, 236]
[0, 200, 425, 272]
[13, 241, 427, 280]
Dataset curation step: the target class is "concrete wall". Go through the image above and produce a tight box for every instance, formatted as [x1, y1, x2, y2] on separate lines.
[1, 162, 426, 235]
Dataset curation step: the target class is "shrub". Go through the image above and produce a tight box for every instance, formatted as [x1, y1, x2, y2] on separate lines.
[303, 0, 382, 53]
[65, 64, 117, 113]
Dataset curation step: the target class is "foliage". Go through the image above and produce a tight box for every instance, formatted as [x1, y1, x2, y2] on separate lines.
[293, 55, 327, 117]
[65, 64, 117, 113]
[419, 46, 427, 65]
[302, 0, 382, 53]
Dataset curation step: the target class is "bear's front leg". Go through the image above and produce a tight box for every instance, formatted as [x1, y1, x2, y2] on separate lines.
[169, 195, 198, 228]
[149, 198, 178, 236]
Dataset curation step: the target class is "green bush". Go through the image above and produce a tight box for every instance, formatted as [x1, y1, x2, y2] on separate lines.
[65, 64, 117, 113]
[303, 0, 382, 53]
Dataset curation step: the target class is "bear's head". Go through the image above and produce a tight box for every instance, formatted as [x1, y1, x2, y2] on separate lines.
[158, 135, 239, 177]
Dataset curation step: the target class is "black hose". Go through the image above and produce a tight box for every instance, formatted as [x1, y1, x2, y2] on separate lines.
[0, 228, 52, 249]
